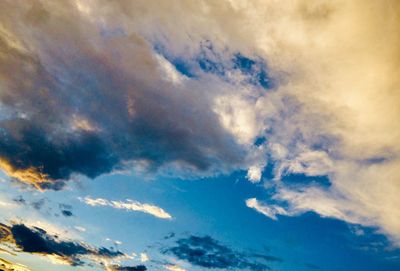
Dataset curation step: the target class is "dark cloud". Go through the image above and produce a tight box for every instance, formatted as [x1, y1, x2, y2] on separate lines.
[0, 120, 117, 190]
[12, 196, 73, 217]
[13, 196, 46, 211]
[0, 223, 123, 266]
[109, 265, 147, 271]
[31, 198, 46, 210]
[12, 196, 26, 205]
[163, 235, 282, 270]
[59, 203, 74, 217]
[61, 210, 73, 217]
[0, 1, 244, 190]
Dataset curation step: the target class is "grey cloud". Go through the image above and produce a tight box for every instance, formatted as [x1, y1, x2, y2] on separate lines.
[0, 222, 123, 266]
[162, 235, 282, 270]
[0, 1, 244, 189]
[109, 265, 147, 271]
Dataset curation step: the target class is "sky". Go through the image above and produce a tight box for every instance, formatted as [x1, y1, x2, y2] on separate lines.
[0, 0, 399, 270]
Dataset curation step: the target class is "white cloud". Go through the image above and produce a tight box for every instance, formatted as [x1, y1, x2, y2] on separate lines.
[245, 198, 288, 220]
[164, 264, 186, 271]
[140, 253, 149, 262]
[155, 54, 186, 85]
[246, 166, 262, 183]
[81, 197, 172, 219]
[74, 226, 87, 232]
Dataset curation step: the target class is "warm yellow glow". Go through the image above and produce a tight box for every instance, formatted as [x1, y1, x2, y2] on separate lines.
[0, 158, 50, 191]
[0, 258, 31, 271]
[164, 264, 186, 271]
[70, 115, 98, 132]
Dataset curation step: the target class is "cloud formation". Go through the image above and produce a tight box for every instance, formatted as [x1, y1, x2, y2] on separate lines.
[107, 265, 147, 271]
[0, 0, 399, 245]
[0, 1, 245, 190]
[0, 222, 124, 267]
[82, 197, 172, 219]
[163, 235, 281, 270]
[164, 265, 186, 271]
[0, 258, 31, 271]
[246, 198, 288, 220]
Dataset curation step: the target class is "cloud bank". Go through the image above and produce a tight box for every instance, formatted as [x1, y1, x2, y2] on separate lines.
[0, 0, 399, 244]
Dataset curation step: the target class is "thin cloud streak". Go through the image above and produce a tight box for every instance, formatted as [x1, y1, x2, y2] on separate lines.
[82, 197, 172, 219]
[245, 198, 288, 220]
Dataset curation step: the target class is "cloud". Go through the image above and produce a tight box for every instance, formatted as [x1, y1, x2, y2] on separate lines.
[74, 226, 86, 233]
[0, 0, 399, 245]
[140, 253, 149, 263]
[162, 235, 281, 270]
[61, 210, 73, 217]
[59, 204, 74, 217]
[12, 196, 74, 218]
[82, 196, 172, 219]
[164, 264, 186, 271]
[0, 257, 31, 271]
[0, 1, 244, 190]
[107, 265, 147, 271]
[0, 222, 124, 266]
[246, 166, 262, 183]
[246, 198, 288, 220]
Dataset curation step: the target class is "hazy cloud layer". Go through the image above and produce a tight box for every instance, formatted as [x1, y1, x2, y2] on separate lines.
[0, 0, 399, 244]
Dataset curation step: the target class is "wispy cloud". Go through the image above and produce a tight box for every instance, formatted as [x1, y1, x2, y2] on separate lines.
[245, 198, 288, 220]
[82, 197, 172, 219]
[164, 264, 186, 271]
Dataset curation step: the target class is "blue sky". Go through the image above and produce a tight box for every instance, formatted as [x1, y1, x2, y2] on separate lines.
[0, 1, 400, 271]
[1, 170, 399, 270]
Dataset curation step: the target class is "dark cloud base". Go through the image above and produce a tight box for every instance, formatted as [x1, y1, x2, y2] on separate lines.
[110, 265, 147, 271]
[162, 235, 283, 270]
[0, 223, 123, 266]
[0, 1, 245, 190]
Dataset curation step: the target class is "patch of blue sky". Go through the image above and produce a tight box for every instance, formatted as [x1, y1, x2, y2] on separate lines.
[153, 43, 196, 78]
[33, 170, 398, 271]
[153, 40, 274, 89]
[254, 136, 267, 147]
[233, 53, 273, 89]
[280, 173, 332, 188]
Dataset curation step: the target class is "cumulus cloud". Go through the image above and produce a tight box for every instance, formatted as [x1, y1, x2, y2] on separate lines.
[0, 0, 399, 245]
[82, 197, 172, 219]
